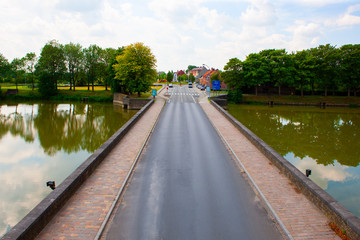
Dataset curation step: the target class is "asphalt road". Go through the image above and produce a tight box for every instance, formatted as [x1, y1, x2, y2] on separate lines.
[105, 85, 283, 240]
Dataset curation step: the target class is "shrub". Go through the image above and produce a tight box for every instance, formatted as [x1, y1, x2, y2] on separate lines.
[227, 89, 243, 103]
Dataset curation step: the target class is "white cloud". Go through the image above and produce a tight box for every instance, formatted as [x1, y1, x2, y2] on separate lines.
[335, 4, 360, 26]
[286, 20, 321, 51]
[290, 155, 353, 189]
[0, 0, 359, 71]
[241, 0, 277, 26]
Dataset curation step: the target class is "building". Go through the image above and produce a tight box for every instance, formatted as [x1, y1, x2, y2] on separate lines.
[189, 67, 207, 82]
[199, 68, 227, 89]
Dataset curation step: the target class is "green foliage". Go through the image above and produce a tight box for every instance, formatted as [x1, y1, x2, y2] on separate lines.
[166, 71, 174, 83]
[187, 65, 197, 72]
[109, 47, 125, 93]
[225, 44, 360, 97]
[84, 44, 103, 91]
[38, 72, 58, 98]
[227, 89, 242, 103]
[189, 73, 195, 82]
[114, 42, 157, 96]
[222, 58, 245, 90]
[36, 40, 66, 92]
[64, 42, 83, 91]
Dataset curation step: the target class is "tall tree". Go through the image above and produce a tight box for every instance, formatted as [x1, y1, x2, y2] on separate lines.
[221, 57, 245, 90]
[23, 52, 37, 90]
[0, 53, 10, 83]
[108, 47, 125, 93]
[243, 53, 269, 96]
[84, 44, 103, 91]
[36, 40, 66, 95]
[292, 50, 315, 97]
[340, 44, 360, 96]
[113, 42, 157, 97]
[166, 71, 174, 83]
[64, 43, 83, 91]
[310, 44, 339, 97]
[189, 73, 195, 82]
[10, 58, 25, 89]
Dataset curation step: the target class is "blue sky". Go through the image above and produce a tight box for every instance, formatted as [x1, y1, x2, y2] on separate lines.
[0, 0, 359, 72]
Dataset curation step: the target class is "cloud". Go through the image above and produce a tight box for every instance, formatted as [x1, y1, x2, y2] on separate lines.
[289, 154, 353, 189]
[286, 20, 321, 50]
[241, 0, 277, 26]
[335, 4, 360, 26]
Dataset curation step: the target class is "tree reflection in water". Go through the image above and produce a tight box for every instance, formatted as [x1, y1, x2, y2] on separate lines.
[0, 102, 137, 237]
[1, 102, 136, 156]
[228, 104, 360, 167]
[228, 104, 360, 218]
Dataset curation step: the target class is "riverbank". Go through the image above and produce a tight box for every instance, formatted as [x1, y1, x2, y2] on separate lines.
[242, 94, 360, 107]
[0, 85, 161, 102]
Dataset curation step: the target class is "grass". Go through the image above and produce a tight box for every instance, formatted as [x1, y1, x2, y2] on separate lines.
[1, 84, 160, 102]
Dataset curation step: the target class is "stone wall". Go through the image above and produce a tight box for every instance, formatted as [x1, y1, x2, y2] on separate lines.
[210, 100, 360, 240]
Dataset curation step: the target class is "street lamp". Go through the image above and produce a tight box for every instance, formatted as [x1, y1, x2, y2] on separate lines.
[202, 64, 211, 98]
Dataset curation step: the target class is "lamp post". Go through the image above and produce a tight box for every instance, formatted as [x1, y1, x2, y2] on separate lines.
[202, 64, 211, 98]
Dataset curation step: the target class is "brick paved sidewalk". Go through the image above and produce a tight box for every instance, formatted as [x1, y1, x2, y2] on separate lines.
[36, 98, 165, 240]
[199, 98, 339, 240]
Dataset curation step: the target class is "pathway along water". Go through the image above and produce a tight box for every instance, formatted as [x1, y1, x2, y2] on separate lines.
[0, 102, 137, 237]
[227, 104, 360, 218]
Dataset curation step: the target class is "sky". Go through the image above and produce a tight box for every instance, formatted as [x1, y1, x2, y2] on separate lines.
[0, 0, 359, 72]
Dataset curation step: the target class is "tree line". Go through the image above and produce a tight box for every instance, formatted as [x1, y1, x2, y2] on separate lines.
[221, 44, 360, 98]
[0, 40, 157, 98]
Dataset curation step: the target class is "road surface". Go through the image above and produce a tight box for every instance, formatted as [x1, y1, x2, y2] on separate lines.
[105, 85, 283, 239]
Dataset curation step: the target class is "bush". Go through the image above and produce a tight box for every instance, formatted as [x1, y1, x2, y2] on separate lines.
[38, 72, 58, 98]
[227, 89, 243, 103]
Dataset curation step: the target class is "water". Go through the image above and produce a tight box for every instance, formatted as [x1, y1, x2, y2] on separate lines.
[227, 104, 360, 218]
[0, 101, 137, 237]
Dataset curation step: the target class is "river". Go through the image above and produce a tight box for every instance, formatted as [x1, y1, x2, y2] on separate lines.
[227, 104, 360, 218]
[0, 101, 137, 237]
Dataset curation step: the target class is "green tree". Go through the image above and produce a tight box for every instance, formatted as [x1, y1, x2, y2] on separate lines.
[64, 42, 83, 91]
[189, 73, 195, 82]
[0, 53, 10, 82]
[243, 53, 269, 95]
[340, 44, 360, 96]
[84, 44, 103, 91]
[166, 71, 174, 83]
[292, 50, 316, 97]
[187, 65, 197, 72]
[109, 47, 125, 93]
[36, 40, 66, 95]
[113, 42, 157, 97]
[10, 58, 25, 89]
[222, 58, 244, 90]
[310, 44, 339, 97]
[23, 52, 37, 90]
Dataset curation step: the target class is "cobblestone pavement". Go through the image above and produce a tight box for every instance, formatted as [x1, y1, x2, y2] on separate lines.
[198, 94, 340, 240]
[36, 97, 165, 240]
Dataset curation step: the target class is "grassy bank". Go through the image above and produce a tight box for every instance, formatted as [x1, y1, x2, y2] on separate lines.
[242, 94, 360, 105]
[0, 85, 160, 102]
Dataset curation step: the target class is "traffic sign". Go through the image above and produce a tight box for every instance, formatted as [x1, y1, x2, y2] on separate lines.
[212, 81, 221, 90]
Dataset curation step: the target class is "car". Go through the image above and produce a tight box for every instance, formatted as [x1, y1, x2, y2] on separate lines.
[201, 86, 206, 91]
[169, 83, 173, 88]
[188, 82, 193, 88]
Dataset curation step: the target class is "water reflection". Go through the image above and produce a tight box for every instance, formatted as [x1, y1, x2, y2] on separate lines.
[0, 102, 137, 237]
[227, 104, 360, 217]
